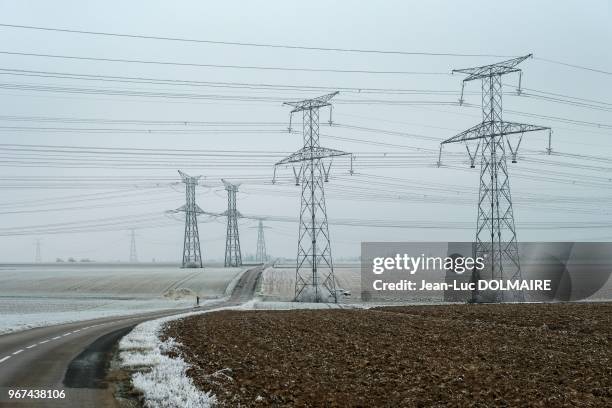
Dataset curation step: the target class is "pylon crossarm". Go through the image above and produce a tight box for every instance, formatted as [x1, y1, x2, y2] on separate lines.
[275, 146, 350, 165]
[453, 54, 533, 82]
[283, 91, 339, 112]
[221, 179, 241, 191]
[441, 121, 550, 144]
[201, 210, 223, 217]
[166, 207, 185, 214]
[178, 170, 202, 184]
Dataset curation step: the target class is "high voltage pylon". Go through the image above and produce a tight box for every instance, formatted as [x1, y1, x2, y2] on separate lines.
[168, 170, 204, 268]
[253, 219, 269, 263]
[439, 54, 551, 302]
[273, 92, 351, 303]
[129, 229, 138, 263]
[35, 239, 42, 263]
[222, 179, 242, 267]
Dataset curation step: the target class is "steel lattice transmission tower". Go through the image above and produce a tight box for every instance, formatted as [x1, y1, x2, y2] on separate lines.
[35, 239, 42, 263]
[273, 92, 351, 303]
[129, 229, 138, 263]
[254, 219, 269, 263]
[168, 170, 204, 268]
[222, 179, 242, 267]
[439, 54, 551, 302]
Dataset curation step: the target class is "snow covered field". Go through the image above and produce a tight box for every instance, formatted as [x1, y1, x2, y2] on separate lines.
[259, 263, 363, 302]
[258, 263, 448, 303]
[0, 263, 243, 297]
[0, 263, 245, 334]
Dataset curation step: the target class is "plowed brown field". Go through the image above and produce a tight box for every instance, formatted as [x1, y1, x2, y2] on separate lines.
[163, 303, 611, 407]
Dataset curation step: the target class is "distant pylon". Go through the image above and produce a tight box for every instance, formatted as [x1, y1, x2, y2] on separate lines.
[273, 92, 352, 303]
[439, 54, 551, 302]
[35, 239, 42, 263]
[129, 229, 138, 263]
[222, 179, 242, 267]
[168, 170, 204, 268]
[254, 219, 268, 263]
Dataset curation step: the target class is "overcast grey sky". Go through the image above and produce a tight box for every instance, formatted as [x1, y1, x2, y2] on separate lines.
[0, 0, 610, 262]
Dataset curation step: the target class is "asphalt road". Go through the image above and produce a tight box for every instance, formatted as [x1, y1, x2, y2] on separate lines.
[0, 265, 264, 407]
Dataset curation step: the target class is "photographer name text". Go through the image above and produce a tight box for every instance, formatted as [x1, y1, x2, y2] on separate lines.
[372, 279, 551, 291]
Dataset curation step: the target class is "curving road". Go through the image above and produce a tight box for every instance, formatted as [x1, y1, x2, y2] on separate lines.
[0, 265, 264, 407]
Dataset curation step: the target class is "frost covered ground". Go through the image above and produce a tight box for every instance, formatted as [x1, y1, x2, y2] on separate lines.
[0, 263, 244, 334]
[259, 263, 450, 303]
[259, 263, 363, 302]
[0, 263, 243, 297]
[118, 299, 359, 408]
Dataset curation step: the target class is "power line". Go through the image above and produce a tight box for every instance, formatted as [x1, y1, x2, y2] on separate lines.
[1, 140, 611, 179]
[7, 173, 606, 217]
[4, 67, 609, 109]
[3, 78, 610, 130]
[5, 24, 606, 78]
[0, 194, 177, 215]
[0, 114, 287, 127]
[0, 187, 171, 208]
[0, 68, 474, 95]
[451, 101, 612, 130]
[0, 23, 515, 58]
[534, 57, 612, 77]
[504, 108, 612, 130]
[0, 50, 451, 75]
[517, 93, 612, 113]
[0, 81, 463, 106]
[510, 84, 612, 107]
[0, 124, 288, 134]
[0, 142, 290, 155]
[4, 71, 611, 123]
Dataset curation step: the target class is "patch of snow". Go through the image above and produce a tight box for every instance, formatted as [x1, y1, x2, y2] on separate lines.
[119, 301, 237, 408]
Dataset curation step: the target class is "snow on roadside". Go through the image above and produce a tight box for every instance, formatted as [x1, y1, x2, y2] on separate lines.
[222, 265, 253, 297]
[118, 298, 365, 407]
[119, 299, 228, 408]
